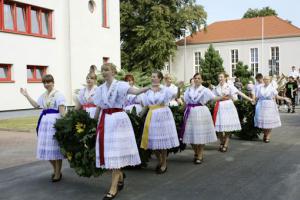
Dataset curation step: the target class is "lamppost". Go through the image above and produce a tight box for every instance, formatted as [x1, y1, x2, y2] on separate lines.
[180, 28, 187, 82]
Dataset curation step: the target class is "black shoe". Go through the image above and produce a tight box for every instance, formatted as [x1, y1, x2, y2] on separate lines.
[288, 108, 291, 113]
[264, 139, 270, 143]
[193, 158, 203, 164]
[103, 192, 118, 200]
[156, 166, 167, 174]
[220, 146, 228, 152]
[155, 164, 161, 172]
[52, 173, 62, 182]
[117, 173, 126, 191]
[292, 110, 295, 113]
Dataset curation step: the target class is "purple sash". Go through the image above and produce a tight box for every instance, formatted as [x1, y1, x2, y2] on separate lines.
[36, 109, 59, 135]
[179, 103, 202, 140]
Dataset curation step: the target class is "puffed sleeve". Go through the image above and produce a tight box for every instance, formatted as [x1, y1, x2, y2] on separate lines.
[37, 94, 44, 108]
[93, 86, 102, 106]
[55, 92, 66, 107]
[135, 93, 144, 104]
[77, 88, 85, 105]
[202, 88, 216, 103]
[170, 84, 178, 97]
[183, 88, 190, 102]
[118, 81, 131, 98]
[272, 87, 278, 96]
[229, 85, 239, 95]
[212, 87, 218, 96]
[164, 87, 174, 104]
[141, 92, 149, 106]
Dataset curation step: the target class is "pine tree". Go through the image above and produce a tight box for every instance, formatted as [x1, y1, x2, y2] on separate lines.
[200, 44, 224, 86]
[234, 61, 253, 85]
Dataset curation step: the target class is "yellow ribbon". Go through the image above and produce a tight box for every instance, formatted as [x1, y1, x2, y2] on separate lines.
[141, 105, 165, 149]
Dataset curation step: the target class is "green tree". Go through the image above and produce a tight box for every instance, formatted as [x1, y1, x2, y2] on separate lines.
[243, 7, 277, 18]
[120, 0, 207, 73]
[234, 61, 253, 85]
[200, 44, 224, 86]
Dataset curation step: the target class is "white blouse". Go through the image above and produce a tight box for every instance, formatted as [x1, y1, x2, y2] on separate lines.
[93, 80, 130, 109]
[256, 84, 278, 100]
[78, 86, 97, 105]
[142, 86, 174, 106]
[184, 85, 215, 105]
[37, 90, 65, 109]
[213, 83, 239, 99]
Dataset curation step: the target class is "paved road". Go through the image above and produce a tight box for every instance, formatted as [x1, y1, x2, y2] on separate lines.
[0, 112, 300, 200]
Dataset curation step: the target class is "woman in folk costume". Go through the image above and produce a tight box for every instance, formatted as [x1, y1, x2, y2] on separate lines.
[254, 76, 290, 143]
[123, 74, 143, 114]
[164, 73, 179, 106]
[20, 74, 66, 182]
[141, 70, 179, 174]
[213, 72, 254, 152]
[75, 71, 97, 118]
[93, 63, 151, 200]
[181, 73, 223, 164]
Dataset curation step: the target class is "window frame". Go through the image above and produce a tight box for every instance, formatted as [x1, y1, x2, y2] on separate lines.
[269, 46, 280, 76]
[194, 51, 201, 74]
[102, 0, 109, 28]
[27, 65, 47, 83]
[250, 48, 259, 75]
[231, 49, 239, 76]
[0, 0, 53, 38]
[0, 63, 14, 83]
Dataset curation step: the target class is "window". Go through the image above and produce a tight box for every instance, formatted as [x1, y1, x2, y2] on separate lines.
[194, 52, 201, 73]
[3, 3, 14, 30]
[102, 0, 109, 28]
[103, 57, 109, 64]
[0, 64, 13, 82]
[269, 47, 279, 76]
[27, 65, 47, 83]
[250, 48, 259, 75]
[16, 6, 26, 32]
[164, 62, 170, 73]
[30, 9, 39, 34]
[231, 49, 239, 75]
[0, 0, 53, 38]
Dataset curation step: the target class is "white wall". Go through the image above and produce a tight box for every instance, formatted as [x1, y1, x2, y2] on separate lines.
[0, 0, 71, 111]
[171, 37, 300, 82]
[68, 0, 121, 95]
[0, 0, 121, 111]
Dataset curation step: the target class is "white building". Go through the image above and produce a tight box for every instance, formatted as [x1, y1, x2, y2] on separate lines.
[170, 16, 300, 82]
[0, 0, 120, 111]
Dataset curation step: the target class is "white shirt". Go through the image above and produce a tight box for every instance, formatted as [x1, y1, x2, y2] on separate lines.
[288, 70, 299, 79]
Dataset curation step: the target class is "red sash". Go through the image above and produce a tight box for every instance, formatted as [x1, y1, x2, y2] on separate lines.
[82, 103, 96, 110]
[213, 101, 220, 126]
[96, 108, 123, 165]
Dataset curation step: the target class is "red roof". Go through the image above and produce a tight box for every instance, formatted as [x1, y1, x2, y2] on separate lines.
[177, 16, 300, 45]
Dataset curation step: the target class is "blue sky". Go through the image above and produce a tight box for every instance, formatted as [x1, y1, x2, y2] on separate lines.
[196, 0, 300, 27]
